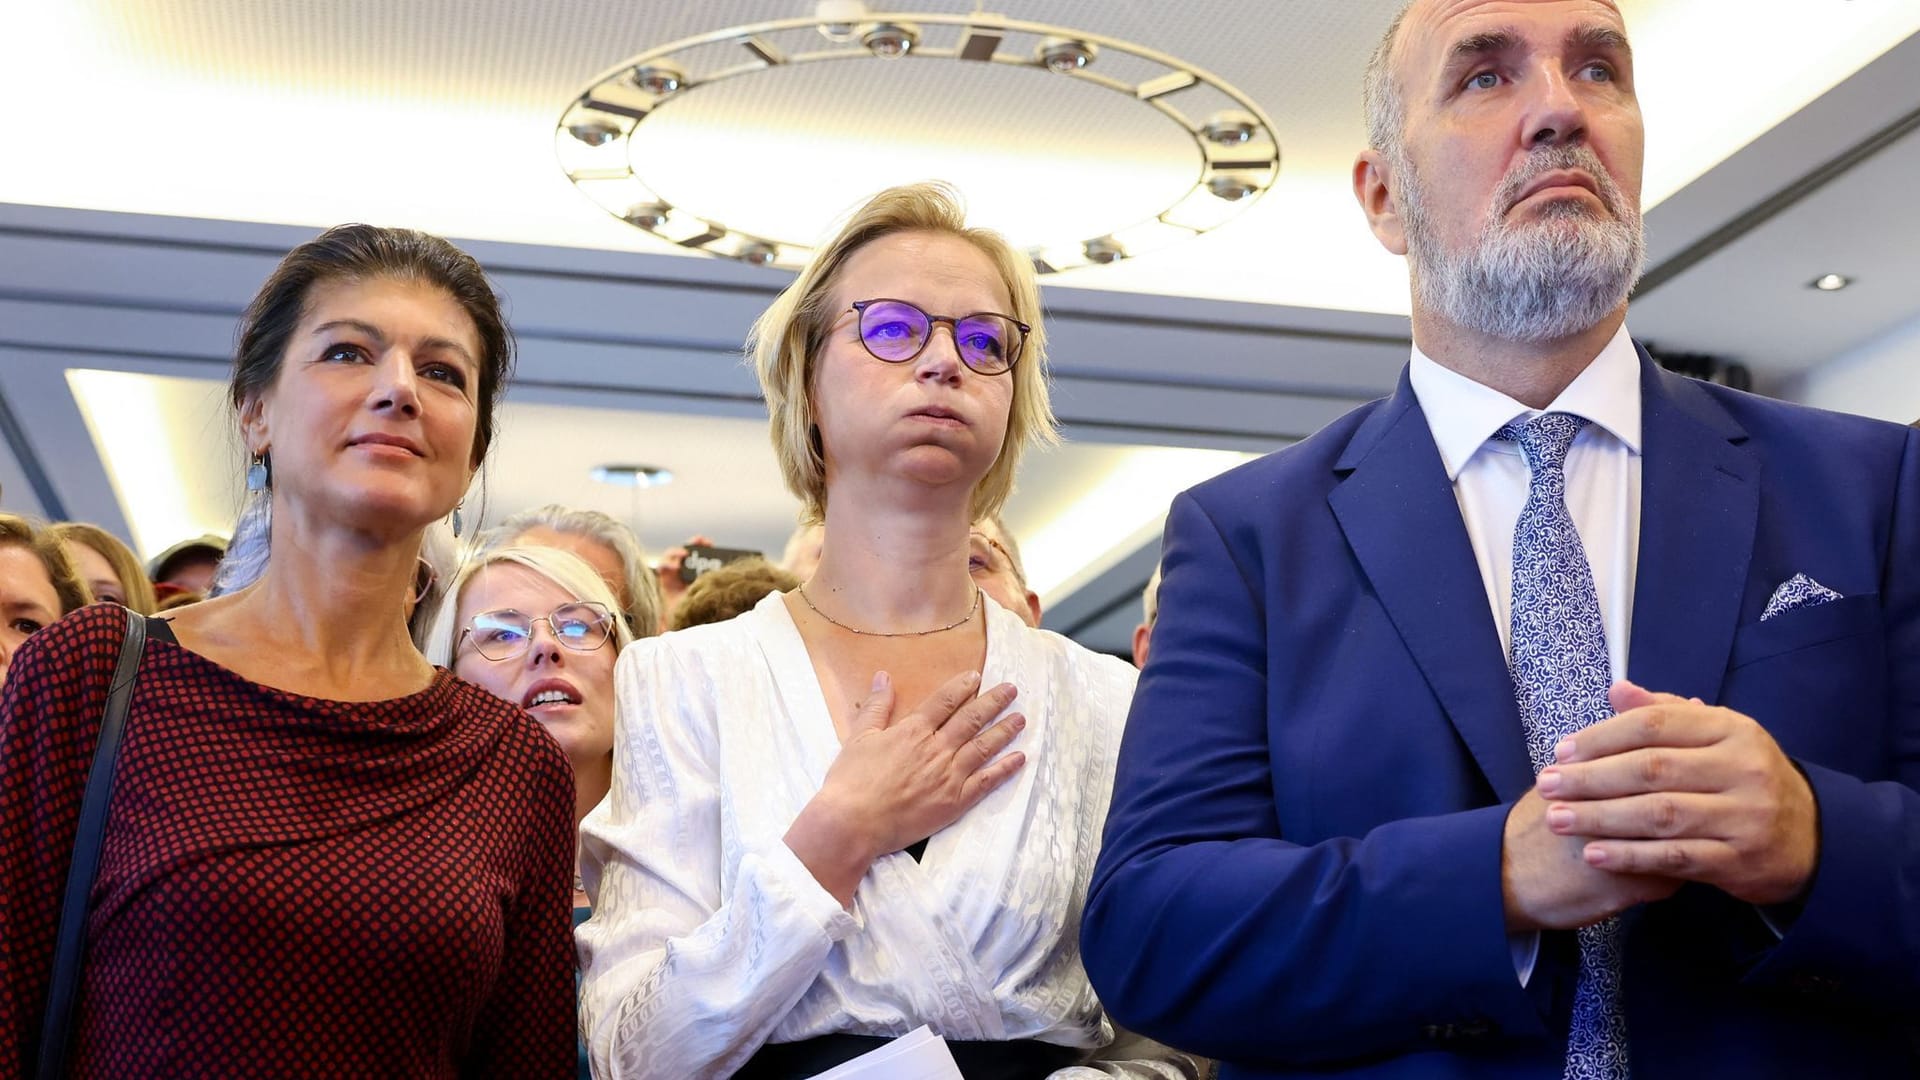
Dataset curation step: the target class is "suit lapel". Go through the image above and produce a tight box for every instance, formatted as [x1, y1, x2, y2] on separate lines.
[1329, 371, 1533, 801]
[1626, 351, 1758, 701]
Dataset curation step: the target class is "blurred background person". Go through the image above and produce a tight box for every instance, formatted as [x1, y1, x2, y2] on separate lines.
[776, 521, 825, 580]
[970, 513, 1041, 628]
[52, 521, 155, 614]
[667, 556, 799, 631]
[145, 532, 225, 603]
[0, 513, 92, 689]
[578, 182, 1200, 1078]
[651, 532, 717, 625]
[1131, 563, 1160, 671]
[480, 504, 663, 638]
[0, 225, 576, 1076]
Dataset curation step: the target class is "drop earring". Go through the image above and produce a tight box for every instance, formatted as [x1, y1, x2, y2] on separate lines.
[246, 451, 271, 492]
[450, 501, 465, 539]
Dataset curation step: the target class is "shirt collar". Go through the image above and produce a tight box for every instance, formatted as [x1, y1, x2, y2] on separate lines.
[1408, 323, 1643, 481]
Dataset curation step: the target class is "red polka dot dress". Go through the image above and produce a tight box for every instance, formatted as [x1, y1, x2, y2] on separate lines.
[0, 604, 578, 1078]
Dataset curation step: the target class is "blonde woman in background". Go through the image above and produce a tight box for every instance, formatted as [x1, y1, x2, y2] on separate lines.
[428, 543, 641, 1080]
[52, 522, 157, 614]
[427, 543, 641, 853]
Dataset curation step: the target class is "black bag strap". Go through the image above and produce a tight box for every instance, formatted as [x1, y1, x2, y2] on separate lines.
[36, 608, 148, 1078]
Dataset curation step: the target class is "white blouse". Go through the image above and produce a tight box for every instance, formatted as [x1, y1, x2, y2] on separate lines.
[577, 592, 1200, 1080]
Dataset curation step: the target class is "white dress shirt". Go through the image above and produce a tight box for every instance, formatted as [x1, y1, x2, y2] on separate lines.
[576, 592, 1202, 1080]
[1409, 324, 1643, 675]
[1408, 323, 1645, 982]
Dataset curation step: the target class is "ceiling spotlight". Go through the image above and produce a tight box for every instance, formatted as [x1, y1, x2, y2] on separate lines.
[1083, 236, 1125, 264]
[631, 64, 684, 96]
[815, 0, 870, 42]
[737, 241, 778, 266]
[1810, 273, 1852, 292]
[1202, 112, 1258, 145]
[1037, 38, 1096, 74]
[1206, 175, 1258, 201]
[591, 464, 674, 488]
[622, 203, 671, 229]
[861, 23, 919, 58]
[567, 120, 620, 147]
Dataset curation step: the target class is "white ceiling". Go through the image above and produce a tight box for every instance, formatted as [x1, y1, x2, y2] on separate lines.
[3, 1, 1919, 654]
[5, 1, 1917, 314]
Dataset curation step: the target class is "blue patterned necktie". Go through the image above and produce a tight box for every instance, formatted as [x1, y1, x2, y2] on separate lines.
[1498, 413, 1629, 1080]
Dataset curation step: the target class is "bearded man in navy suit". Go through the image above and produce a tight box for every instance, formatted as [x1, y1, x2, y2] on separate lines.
[1081, 2, 1920, 1077]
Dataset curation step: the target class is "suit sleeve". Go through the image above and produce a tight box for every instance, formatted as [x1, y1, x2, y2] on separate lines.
[1082, 491, 1553, 1067]
[1744, 425, 1920, 1009]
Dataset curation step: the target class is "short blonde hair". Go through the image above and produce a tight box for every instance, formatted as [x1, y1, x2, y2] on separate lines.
[51, 522, 157, 615]
[423, 544, 635, 669]
[749, 182, 1058, 524]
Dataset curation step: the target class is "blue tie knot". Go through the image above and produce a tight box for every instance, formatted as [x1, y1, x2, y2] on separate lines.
[1495, 412, 1589, 474]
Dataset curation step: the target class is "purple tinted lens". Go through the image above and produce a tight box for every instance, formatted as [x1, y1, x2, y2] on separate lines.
[859, 301, 929, 360]
[954, 315, 1014, 370]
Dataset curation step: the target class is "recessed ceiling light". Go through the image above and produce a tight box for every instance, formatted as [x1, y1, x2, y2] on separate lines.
[591, 464, 673, 488]
[1810, 273, 1852, 291]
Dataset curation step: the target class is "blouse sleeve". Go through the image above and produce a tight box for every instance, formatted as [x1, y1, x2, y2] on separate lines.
[467, 712, 580, 1078]
[576, 634, 857, 1080]
[0, 609, 121, 1074]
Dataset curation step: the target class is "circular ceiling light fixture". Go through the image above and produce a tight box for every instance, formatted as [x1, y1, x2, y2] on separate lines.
[555, 10, 1281, 273]
[1810, 273, 1852, 292]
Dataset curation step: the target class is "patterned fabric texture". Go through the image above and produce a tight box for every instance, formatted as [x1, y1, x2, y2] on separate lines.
[1760, 572, 1844, 622]
[1498, 414, 1630, 1080]
[577, 592, 1203, 1079]
[0, 603, 579, 1078]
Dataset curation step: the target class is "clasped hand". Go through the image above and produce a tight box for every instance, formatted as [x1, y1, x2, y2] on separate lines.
[1505, 680, 1819, 931]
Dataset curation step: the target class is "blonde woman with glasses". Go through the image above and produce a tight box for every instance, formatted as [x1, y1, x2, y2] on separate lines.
[428, 543, 644, 1080]
[577, 183, 1201, 1079]
[428, 543, 641, 859]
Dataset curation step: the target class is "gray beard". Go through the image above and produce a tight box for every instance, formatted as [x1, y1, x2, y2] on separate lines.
[1401, 148, 1647, 344]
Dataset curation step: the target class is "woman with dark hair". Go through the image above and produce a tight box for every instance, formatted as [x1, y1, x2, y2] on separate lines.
[0, 225, 577, 1077]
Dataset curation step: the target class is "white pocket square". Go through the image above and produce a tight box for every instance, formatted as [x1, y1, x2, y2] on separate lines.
[1761, 573, 1843, 621]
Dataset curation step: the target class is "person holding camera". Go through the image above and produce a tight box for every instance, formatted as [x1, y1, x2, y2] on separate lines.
[575, 183, 1201, 1079]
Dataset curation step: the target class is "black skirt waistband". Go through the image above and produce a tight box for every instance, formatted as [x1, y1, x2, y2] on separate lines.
[733, 1031, 1082, 1079]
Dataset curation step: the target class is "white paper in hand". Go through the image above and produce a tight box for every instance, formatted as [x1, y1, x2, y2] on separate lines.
[801, 1026, 964, 1080]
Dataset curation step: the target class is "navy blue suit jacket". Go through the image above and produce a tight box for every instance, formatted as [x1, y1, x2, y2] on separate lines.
[1082, 352, 1920, 1078]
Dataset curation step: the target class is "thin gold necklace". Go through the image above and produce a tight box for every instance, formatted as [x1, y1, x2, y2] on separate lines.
[797, 582, 980, 637]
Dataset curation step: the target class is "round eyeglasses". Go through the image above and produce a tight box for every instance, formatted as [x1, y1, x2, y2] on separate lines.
[849, 298, 1027, 375]
[459, 601, 615, 662]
